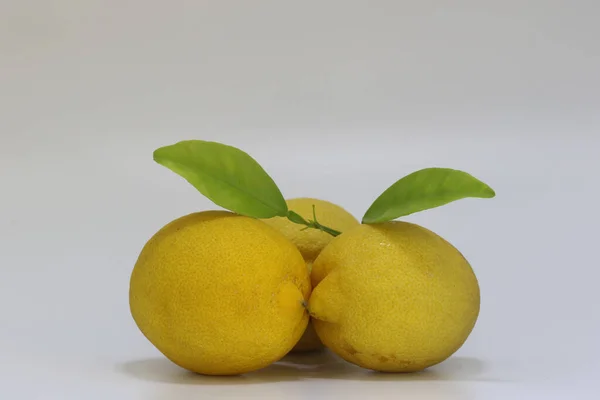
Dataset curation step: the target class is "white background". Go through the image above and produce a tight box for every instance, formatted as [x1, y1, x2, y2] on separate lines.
[1, 1, 599, 399]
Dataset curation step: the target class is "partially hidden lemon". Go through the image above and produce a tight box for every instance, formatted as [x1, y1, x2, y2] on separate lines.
[264, 198, 359, 352]
[309, 221, 480, 372]
[129, 211, 310, 375]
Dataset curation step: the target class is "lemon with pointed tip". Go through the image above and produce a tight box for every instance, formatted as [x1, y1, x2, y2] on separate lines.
[264, 198, 359, 352]
[129, 211, 310, 375]
[309, 221, 480, 372]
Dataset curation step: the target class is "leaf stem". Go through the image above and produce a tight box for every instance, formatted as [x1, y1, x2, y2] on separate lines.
[286, 207, 342, 237]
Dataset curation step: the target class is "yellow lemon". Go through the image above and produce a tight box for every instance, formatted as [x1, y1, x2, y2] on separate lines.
[309, 221, 480, 372]
[129, 211, 310, 375]
[264, 198, 359, 352]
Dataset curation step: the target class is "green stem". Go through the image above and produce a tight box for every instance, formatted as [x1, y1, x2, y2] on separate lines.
[313, 223, 341, 237]
[286, 207, 342, 237]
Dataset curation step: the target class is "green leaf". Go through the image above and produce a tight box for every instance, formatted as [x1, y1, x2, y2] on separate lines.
[362, 168, 495, 224]
[153, 140, 288, 218]
[287, 210, 309, 225]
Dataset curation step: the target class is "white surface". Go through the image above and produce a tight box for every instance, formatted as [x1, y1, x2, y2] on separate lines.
[1, 1, 599, 399]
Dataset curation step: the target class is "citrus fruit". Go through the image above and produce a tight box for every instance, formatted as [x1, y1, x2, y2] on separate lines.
[129, 211, 310, 375]
[264, 198, 359, 352]
[309, 221, 480, 372]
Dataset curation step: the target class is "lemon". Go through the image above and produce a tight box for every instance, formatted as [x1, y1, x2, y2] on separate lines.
[264, 198, 359, 352]
[129, 211, 310, 375]
[309, 221, 480, 372]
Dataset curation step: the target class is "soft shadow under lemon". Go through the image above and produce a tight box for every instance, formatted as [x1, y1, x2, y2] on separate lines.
[118, 351, 504, 385]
